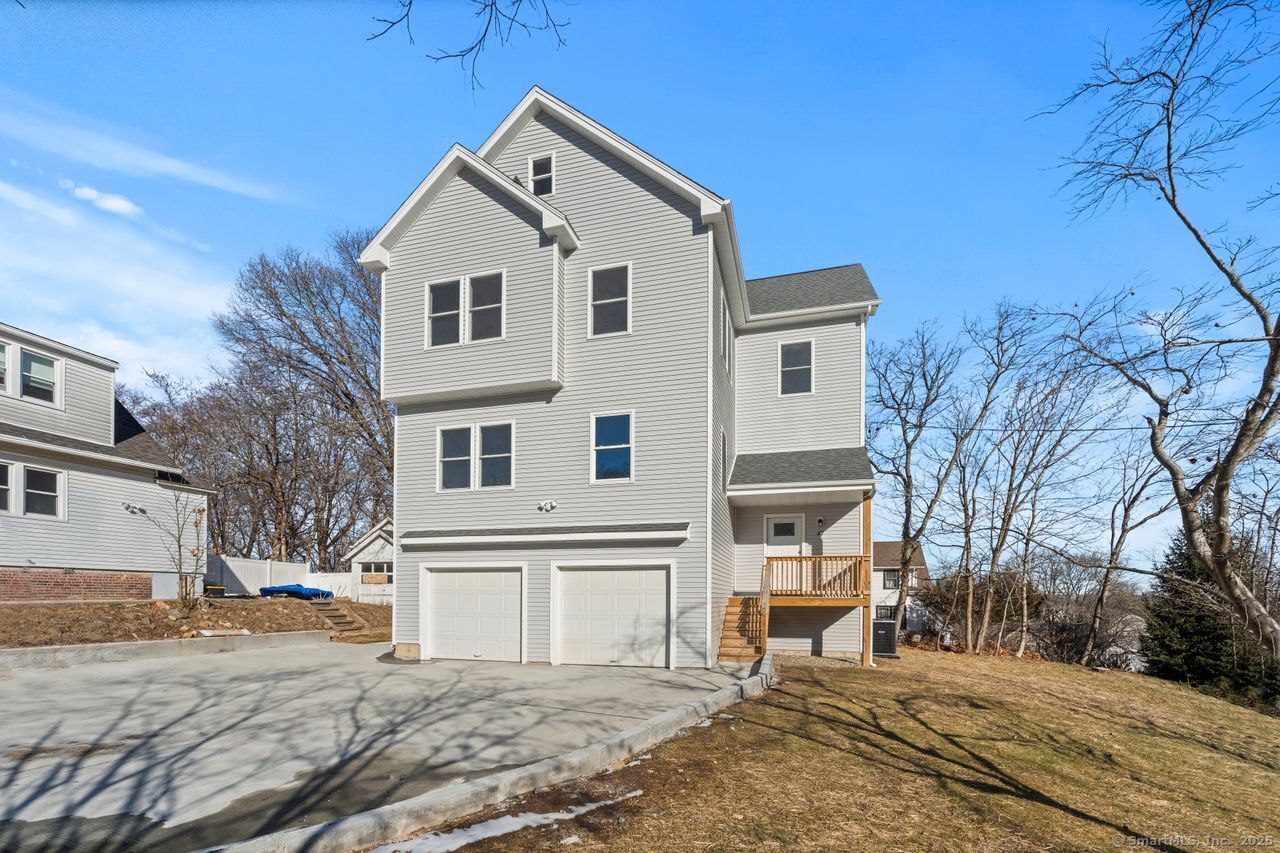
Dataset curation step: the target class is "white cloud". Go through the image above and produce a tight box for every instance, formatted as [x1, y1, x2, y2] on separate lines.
[0, 86, 284, 202]
[0, 179, 78, 225]
[58, 178, 145, 218]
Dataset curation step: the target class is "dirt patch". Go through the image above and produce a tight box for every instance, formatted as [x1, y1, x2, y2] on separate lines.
[377, 650, 1280, 852]
[346, 602, 392, 629]
[0, 598, 329, 648]
[335, 628, 392, 645]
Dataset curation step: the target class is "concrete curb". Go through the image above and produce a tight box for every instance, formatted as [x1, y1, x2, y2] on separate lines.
[0, 630, 331, 673]
[212, 655, 776, 853]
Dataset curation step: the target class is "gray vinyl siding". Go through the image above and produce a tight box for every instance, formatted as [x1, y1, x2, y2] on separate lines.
[734, 316, 863, 454]
[0, 338, 115, 445]
[733, 501, 862, 591]
[768, 606, 862, 656]
[381, 168, 557, 403]
[0, 446, 205, 574]
[392, 112, 713, 665]
[709, 256, 736, 655]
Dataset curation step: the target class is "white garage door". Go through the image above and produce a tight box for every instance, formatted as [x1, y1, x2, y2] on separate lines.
[428, 569, 521, 662]
[559, 567, 668, 667]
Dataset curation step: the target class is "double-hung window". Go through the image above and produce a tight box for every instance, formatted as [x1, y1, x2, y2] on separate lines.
[24, 466, 59, 516]
[0, 462, 9, 512]
[468, 273, 504, 341]
[0, 342, 7, 392]
[592, 412, 633, 482]
[20, 350, 56, 404]
[779, 341, 813, 395]
[589, 265, 630, 337]
[530, 155, 554, 196]
[427, 280, 462, 347]
[438, 426, 473, 490]
[478, 423, 513, 488]
[882, 569, 901, 590]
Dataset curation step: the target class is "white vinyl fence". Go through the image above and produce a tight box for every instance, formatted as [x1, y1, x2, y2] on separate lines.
[304, 571, 355, 599]
[206, 556, 311, 596]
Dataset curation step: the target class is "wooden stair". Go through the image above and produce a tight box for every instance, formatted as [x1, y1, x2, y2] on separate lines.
[718, 595, 764, 662]
[309, 599, 370, 636]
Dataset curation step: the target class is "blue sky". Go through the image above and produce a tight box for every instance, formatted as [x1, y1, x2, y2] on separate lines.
[5, 0, 1274, 386]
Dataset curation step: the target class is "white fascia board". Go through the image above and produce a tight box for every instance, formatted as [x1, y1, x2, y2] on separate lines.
[0, 433, 183, 476]
[727, 480, 879, 495]
[740, 299, 883, 331]
[359, 143, 580, 273]
[400, 527, 690, 547]
[0, 322, 119, 370]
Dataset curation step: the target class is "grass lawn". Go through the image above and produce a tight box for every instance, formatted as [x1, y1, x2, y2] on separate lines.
[400, 649, 1280, 851]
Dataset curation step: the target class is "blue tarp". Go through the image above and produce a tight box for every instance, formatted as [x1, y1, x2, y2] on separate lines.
[259, 583, 334, 601]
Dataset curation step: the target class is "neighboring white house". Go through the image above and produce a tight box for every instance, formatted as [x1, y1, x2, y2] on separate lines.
[871, 540, 931, 634]
[343, 519, 394, 605]
[363, 87, 880, 668]
[0, 323, 211, 601]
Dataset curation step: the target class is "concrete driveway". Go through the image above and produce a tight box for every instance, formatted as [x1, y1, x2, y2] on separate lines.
[0, 642, 742, 852]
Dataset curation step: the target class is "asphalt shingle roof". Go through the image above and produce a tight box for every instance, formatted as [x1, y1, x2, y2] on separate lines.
[728, 446, 873, 487]
[744, 263, 879, 316]
[0, 400, 185, 473]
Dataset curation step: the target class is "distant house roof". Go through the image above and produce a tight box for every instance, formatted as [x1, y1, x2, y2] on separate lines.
[0, 399, 187, 477]
[744, 263, 879, 316]
[873, 540, 932, 586]
[728, 446, 874, 488]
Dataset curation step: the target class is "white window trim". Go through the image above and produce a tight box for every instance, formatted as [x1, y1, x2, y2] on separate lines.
[527, 152, 556, 197]
[0, 339, 11, 397]
[777, 338, 816, 397]
[476, 420, 516, 490]
[465, 268, 508, 345]
[19, 462, 65, 521]
[9, 344, 64, 410]
[424, 277, 464, 350]
[361, 561, 393, 574]
[435, 423, 474, 492]
[589, 409, 636, 484]
[0, 459, 12, 515]
[586, 261, 633, 339]
[722, 300, 734, 380]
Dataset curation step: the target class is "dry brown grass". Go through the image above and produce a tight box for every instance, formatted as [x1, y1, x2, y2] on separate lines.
[411, 650, 1280, 852]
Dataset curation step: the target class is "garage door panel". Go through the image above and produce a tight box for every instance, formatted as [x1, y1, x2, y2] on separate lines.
[559, 568, 668, 667]
[429, 569, 521, 662]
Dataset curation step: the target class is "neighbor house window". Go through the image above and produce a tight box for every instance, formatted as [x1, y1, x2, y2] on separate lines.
[362, 562, 393, 584]
[0, 342, 7, 391]
[20, 351, 56, 404]
[882, 569, 901, 590]
[779, 341, 813, 395]
[23, 466, 59, 516]
[479, 423, 513, 487]
[427, 280, 462, 347]
[0, 462, 9, 512]
[876, 606, 895, 620]
[589, 265, 630, 336]
[530, 155, 554, 196]
[468, 272, 504, 341]
[439, 426, 472, 490]
[592, 412, 633, 482]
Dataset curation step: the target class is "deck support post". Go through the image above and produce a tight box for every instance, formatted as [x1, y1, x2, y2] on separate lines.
[861, 488, 874, 667]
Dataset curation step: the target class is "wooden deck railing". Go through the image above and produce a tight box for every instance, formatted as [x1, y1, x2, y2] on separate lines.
[758, 555, 869, 656]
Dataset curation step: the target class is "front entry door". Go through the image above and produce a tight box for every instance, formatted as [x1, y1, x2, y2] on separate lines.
[765, 514, 805, 558]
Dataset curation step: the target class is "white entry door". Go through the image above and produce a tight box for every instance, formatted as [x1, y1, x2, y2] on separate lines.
[427, 569, 521, 662]
[765, 514, 805, 557]
[558, 567, 668, 667]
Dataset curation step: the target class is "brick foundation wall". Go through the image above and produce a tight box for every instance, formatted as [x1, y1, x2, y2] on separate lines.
[0, 566, 152, 601]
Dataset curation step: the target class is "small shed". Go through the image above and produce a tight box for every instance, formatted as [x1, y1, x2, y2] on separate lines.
[343, 520, 394, 605]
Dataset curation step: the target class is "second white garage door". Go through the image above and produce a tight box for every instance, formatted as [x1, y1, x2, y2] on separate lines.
[428, 569, 521, 662]
[558, 567, 668, 667]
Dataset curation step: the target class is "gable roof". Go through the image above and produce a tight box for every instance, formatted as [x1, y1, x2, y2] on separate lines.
[746, 264, 880, 316]
[728, 446, 874, 488]
[0, 399, 184, 475]
[342, 518, 393, 563]
[474, 86, 750, 323]
[873, 540, 929, 570]
[359, 143, 580, 273]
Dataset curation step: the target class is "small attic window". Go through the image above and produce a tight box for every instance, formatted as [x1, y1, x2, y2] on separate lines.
[530, 155, 554, 196]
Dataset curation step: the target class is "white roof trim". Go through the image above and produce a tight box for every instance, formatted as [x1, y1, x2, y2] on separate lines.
[359, 143, 580, 273]
[341, 518, 393, 563]
[400, 526, 690, 547]
[741, 300, 883, 331]
[476, 87, 750, 321]
[727, 480, 878, 496]
[0, 322, 119, 369]
[0, 432, 183, 475]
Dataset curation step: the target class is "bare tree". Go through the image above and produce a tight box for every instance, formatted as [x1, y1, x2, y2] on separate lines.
[870, 305, 1037, 640]
[1051, 0, 1280, 656]
[123, 491, 207, 611]
[369, 0, 569, 87]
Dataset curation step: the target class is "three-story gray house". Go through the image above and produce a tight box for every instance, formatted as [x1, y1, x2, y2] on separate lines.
[363, 88, 879, 668]
[0, 323, 210, 600]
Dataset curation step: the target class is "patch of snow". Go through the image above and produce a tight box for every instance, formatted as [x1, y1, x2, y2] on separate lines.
[623, 753, 653, 768]
[373, 791, 643, 853]
[695, 718, 713, 727]
[560, 835, 581, 845]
